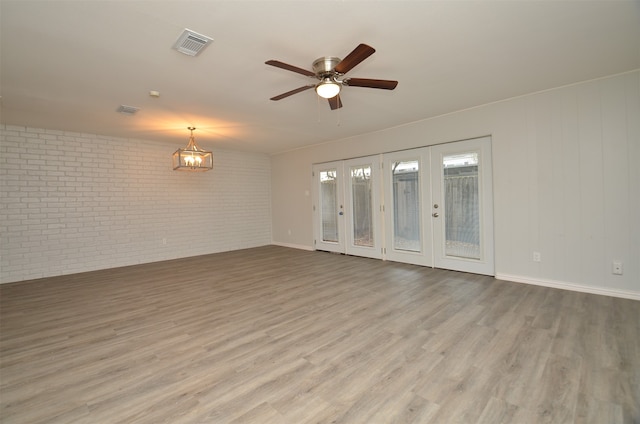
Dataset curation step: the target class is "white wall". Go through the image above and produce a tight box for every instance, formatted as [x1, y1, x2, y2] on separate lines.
[271, 71, 640, 299]
[0, 126, 272, 283]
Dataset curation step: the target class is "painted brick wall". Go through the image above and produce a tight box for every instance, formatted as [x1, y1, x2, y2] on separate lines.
[0, 125, 272, 283]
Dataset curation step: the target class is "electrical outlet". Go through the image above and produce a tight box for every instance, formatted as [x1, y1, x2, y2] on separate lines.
[533, 251, 541, 262]
[612, 261, 623, 275]
[162, 238, 167, 245]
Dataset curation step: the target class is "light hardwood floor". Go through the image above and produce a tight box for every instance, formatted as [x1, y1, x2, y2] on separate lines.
[1, 246, 638, 423]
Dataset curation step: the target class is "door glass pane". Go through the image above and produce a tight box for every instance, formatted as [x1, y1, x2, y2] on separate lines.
[320, 169, 338, 242]
[443, 153, 480, 259]
[350, 165, 373, 247]
[392, 160, 420, 252]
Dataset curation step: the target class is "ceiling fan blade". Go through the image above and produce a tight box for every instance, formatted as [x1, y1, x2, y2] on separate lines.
[270, 85, 315, 101]
[344, 78, 398, 90]
[334, 44, 376, 74]
[328, 95, 343, 110]
[265, 60, 315, 77]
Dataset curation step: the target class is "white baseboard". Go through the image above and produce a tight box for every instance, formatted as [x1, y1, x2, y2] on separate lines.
[495, 273, 640, 301]
[265, 247, 639, 301]
[271, 241, 314, 251]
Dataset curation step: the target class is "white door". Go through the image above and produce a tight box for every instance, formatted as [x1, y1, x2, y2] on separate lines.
[344, 156, 382, 259]
[313, 162, 345, 253]
[383, 148, 432, 267]
[430, 137, 494, 275]
[313, 137, 495, 276]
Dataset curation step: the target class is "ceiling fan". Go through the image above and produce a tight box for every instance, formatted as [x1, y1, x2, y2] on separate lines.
[265, 43, 398, 110]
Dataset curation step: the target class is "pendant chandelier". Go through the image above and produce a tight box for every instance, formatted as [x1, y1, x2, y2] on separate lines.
[172, 127, 213, 172]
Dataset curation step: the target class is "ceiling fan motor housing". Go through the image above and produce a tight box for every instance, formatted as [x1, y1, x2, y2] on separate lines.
[312, 57, 342, 77]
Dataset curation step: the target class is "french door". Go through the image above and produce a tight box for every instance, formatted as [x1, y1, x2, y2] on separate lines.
[313, 137, 494, 275]
[312, 156, 382, 259]
[383, 148, 432, 266]
[313, 161, 345, 253]
[430, 138, 494, 275]
[344, 156, 382, 259]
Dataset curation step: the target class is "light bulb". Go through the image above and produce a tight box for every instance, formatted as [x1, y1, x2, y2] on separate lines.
[316, 79, 341, 99]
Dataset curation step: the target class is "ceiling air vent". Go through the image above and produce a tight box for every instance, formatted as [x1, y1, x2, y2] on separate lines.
[172, 29, 213, 56]
[117, 105, 140, 115]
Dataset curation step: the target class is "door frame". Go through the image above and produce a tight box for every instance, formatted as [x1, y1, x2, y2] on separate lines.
[430, 137, 495, 275]
[312, 157, 383, 260]
[382, 148, 433, 267]
[312, 137, 495, 276]
[343, 155, 383, 259]
[312, 161, 345, 254]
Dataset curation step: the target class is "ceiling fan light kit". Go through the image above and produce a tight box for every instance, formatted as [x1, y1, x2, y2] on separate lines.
[315, 78, 341, 99]
[266, 43, 398, 109]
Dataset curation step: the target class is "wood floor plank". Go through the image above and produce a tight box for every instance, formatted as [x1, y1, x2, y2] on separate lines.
[1, 246, 638, 423]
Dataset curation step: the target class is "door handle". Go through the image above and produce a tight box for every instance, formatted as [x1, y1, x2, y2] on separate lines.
[432, 212, 439, 218]
[339, 211, 344, 216]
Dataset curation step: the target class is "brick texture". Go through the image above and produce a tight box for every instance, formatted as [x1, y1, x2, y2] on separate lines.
[0, 125, 272, 283]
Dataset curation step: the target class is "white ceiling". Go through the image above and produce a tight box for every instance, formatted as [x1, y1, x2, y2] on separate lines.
[1, 1, 639, 154]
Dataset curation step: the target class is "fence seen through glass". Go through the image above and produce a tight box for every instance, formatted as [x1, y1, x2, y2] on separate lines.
[350, 165, 373, 247]
[320, 169, 338, 243]
[443, 153, 480, 259]
[392, 160, 421, 252]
